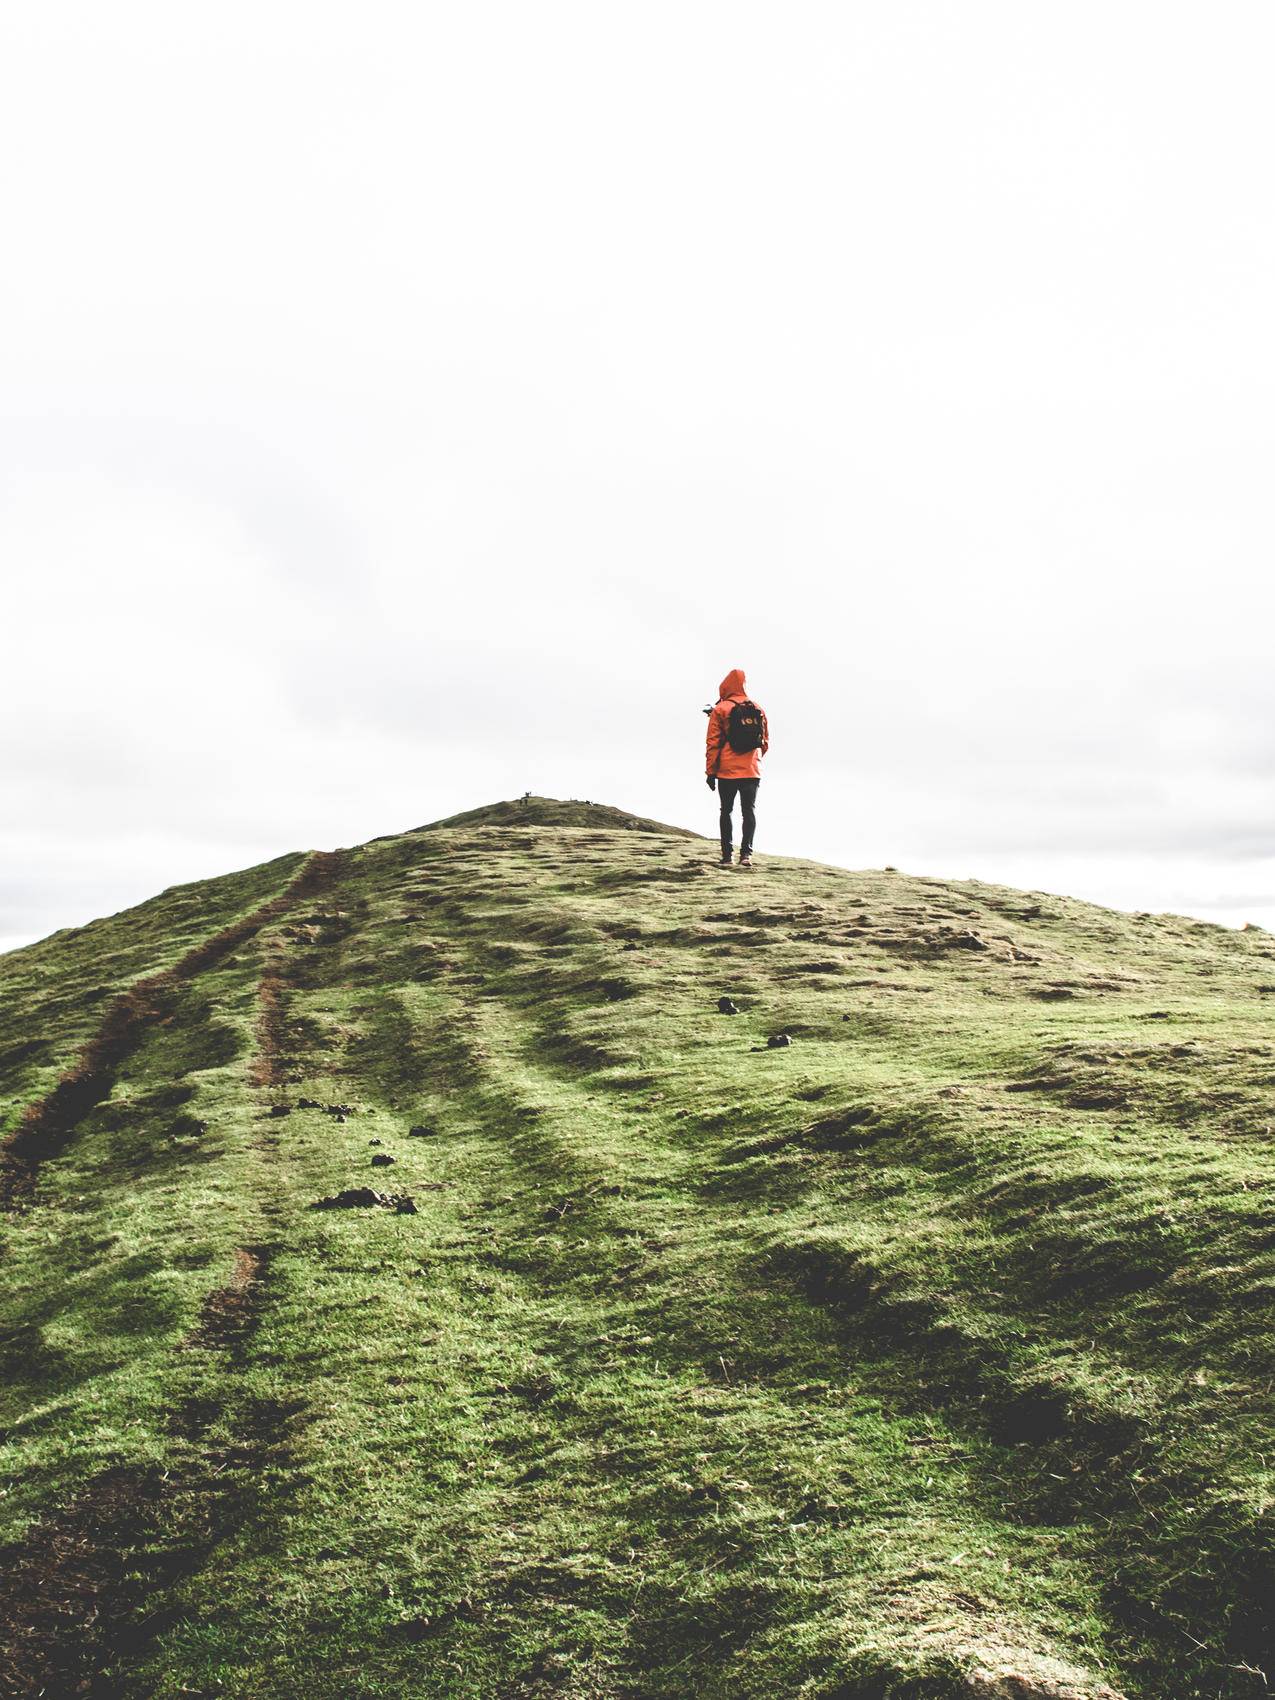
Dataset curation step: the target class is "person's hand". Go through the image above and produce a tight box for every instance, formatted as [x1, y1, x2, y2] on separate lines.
[706, 775, 716, 791]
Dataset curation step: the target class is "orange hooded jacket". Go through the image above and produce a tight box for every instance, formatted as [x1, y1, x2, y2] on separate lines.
[706, 669, 769, 780]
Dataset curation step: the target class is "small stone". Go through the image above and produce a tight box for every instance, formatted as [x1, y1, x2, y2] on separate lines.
[408, 1126, 434, 1138]
[718, 997, 739, 1015]
[767, 1033, 792, 1048]
[269, 1104, 292, 1118]
[371, 1153, 396, 1167]
[369, 1138, 383, 1146]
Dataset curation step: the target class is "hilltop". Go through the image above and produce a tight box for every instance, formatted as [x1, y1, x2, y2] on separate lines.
[2, 798, 1274, 1699]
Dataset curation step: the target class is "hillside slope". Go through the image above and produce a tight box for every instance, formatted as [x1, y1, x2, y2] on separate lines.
[2, 797, 1273, 1699]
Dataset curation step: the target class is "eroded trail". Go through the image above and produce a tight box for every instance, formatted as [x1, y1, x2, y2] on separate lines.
[0, 854, 344, 1698]
[0, 851, 341, 1211]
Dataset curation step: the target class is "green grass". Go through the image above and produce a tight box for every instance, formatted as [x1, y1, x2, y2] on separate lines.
[2, 796, 1274, 1697]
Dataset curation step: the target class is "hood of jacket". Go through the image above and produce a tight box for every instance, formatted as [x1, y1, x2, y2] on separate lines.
[718, 668, 747, 701]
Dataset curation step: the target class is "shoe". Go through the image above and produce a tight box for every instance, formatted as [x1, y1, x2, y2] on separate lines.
[738, 853, 753, 870]
[718, 854, 733, 867]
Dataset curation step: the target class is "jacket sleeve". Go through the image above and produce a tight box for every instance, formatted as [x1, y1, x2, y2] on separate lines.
[761, 707, 769, 756]
[706, 706, 724, 775]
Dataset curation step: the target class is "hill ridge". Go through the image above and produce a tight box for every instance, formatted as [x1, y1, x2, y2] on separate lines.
[406, 792, 704, 840]
[2, 806, 1274, 1696]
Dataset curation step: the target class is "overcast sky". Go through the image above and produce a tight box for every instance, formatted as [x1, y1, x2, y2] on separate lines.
[3, 3, 1273, 953]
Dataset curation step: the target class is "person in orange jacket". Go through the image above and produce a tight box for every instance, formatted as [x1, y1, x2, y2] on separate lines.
[705, 667, 769, 869]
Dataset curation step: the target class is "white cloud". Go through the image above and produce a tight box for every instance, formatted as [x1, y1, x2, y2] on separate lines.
[2, 2, 1273, 945]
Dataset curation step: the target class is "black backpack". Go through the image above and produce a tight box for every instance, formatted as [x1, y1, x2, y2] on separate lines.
[725, 700, 764, 754]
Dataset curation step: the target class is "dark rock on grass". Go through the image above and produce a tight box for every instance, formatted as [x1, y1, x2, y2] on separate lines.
[369, 1138, 382, 1146]
[767, 1033, 792, 1049]
[718, 996, 739, 1015]
[324, 1104, 356, 1116]
[948, 930, 989, 951]
[269, 1104, 292, 1118]
[297, 1097, 321, 1109]
[408, 1126, 434, 1138]
[310, 1188, 416, 1215]
[371, 1153, 396, 1167]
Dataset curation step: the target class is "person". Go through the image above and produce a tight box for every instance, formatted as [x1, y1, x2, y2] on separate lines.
[705, 668, 769, 869]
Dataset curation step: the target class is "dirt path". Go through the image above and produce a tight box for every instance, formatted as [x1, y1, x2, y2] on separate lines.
[0, 851, 341, 1211]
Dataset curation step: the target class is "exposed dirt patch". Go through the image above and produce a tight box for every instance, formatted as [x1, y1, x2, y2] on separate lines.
[0, 1466, 170, 1699]
[188, 1245, 271, 1357]
[250, 962, 289, 1092]
[311, 1187, 419, 1213]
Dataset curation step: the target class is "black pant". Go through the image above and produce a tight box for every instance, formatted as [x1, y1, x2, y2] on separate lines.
[718, 778, 758, 857]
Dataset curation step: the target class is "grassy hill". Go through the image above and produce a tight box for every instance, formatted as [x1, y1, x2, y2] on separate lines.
[2, 796, 1273, 1699]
